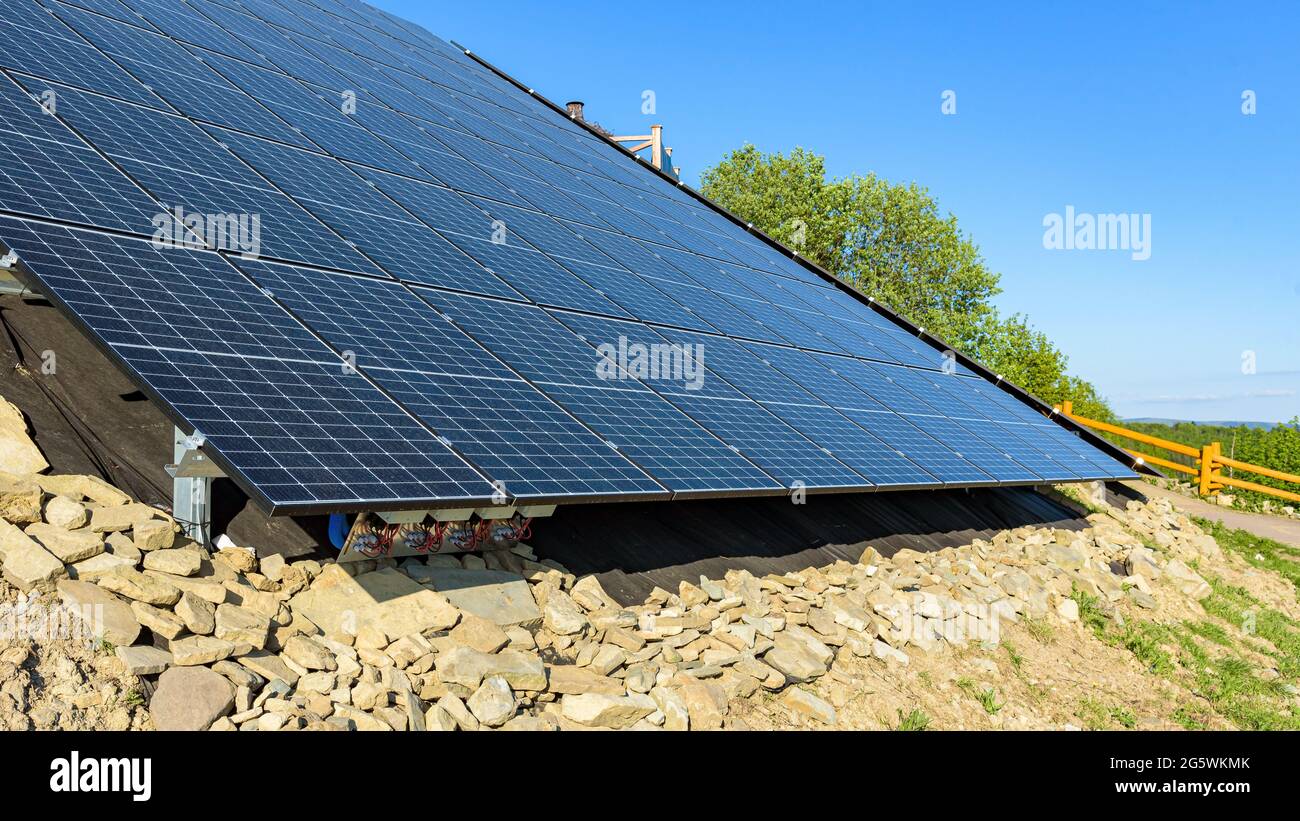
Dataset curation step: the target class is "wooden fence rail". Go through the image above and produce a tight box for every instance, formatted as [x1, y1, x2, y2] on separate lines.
[1058, 401, 1300, 505]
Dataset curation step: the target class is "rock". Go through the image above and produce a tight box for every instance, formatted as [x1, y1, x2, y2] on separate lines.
[131, 601, 187, 640]
[449, 612, 510, 654]
[542, 588, 588, 636]
[297, 671, 336, 694]
[24, 523, 103, 563]
[1056, 598, 1080, 622]
[89, 503, 160, 534]
[436, 646, 547, 691]
[544, 664, 625, 696]
[211, 660, 264, 690]
[215, 603, 271, 649]
[142, 548, 201, 577]
[673, 677, 728, 730]
[1, 521, 67, 592]
[571, 576, 620, 612]
[650, 686, 690, 731]
[144, 570, 226, 605]
[0, 471, 43, 524]
[116, 644, 173, 676]
[175, 592, 216, 635]
[68, 552, 135, 581]
[0, 400, 48, 475]
[1128, 588, 1157, 610]
[283, 635, 335, 671]
[215, 547, 257, 574]
[169, 635, 235, 666]
[44, 496, 88, 530]
[400, 688, 424, 731]
[500, 716, 554, 731]
[1164, 559, 1212, 599]
[150, 666, 234, 731]
[436, 695, 480, 731]
[424, 704, 459, 732]
[589, 644, 627, 676]
[33, 473, 129, 507]
[467, 676, 516, 727]
[422, 567, 541, 627]
[57, 579, 141, 646]
[1045, 543, 1087, 571]
[764, 632, 830, 682]
[97, 567, 181, 606]
[872, 640, 910, 665]
[561, 693, 655, 729]
[133, 519, 175, 551]
[237, 650, 299, 685]
[259, 553, 286, 582]
[290, 566, 461, 640]
[782, 687, 837, 725]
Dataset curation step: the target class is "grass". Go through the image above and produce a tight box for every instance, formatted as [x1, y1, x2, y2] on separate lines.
[1071, 585, 1110, 637]
[1077, 698, 1137, 730]
[124, 688, 145, 707]
[1023, 616, 1055, 644]
[895, 708, 931, 731]
[1004, 642, 1025, 672]
[956, 677, 1003, 715]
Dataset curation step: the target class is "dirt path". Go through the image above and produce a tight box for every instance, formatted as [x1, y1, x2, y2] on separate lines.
[1131, 480, 1300, 547]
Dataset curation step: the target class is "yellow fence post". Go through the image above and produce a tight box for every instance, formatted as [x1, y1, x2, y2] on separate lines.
[1210, 442, 1223, 495]
[1199, 442, 1223, 497]
[1062, 400, 1073, 417]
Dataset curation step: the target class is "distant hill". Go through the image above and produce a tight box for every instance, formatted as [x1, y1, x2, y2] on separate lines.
[1125, 418, 1281, 431]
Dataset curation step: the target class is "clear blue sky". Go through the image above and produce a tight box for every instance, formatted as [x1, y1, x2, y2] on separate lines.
[376, 0, 1300, 424]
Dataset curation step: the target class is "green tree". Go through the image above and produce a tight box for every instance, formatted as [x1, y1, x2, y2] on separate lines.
[700, 144, 1114, 420]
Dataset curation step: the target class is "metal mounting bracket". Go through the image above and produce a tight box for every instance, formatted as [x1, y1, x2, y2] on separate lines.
[167, 428, 222, 545]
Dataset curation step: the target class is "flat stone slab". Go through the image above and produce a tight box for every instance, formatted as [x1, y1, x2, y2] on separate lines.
[420, 567, 541, 627]
[290, 566, 460, 640]
[150, 666, 233, 731]
[2, 521, 67, 592]
[69, 552, 135, 581]
[116, 644, 173, 676]
[25, 522, 103, 563]
[57, 579, 141, 646]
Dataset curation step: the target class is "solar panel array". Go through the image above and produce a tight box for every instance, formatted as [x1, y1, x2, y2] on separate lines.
[0, 0, 1136, 513]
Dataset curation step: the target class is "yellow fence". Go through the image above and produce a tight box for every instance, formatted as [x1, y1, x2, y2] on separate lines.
[1058, 401, 1300, 505]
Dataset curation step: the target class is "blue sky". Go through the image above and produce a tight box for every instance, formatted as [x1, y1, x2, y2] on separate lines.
[377, 0, 1300, 424]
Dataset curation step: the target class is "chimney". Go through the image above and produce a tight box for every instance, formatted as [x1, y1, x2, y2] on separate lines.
[566, 100, 585, 121]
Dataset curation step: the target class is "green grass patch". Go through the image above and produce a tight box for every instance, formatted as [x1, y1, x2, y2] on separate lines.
[1077, 698, 1137, 730]
[1071, 585, 1110, 637]
[895, 708, 931, 731]
[956, 677, 1003, 715]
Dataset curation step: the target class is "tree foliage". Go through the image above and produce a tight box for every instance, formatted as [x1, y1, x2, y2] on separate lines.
[700, 144, 1114, 420]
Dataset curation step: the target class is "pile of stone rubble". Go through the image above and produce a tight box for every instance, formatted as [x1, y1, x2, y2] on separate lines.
[0, 393, 1229, 731]
[1, 465, 1221, 730]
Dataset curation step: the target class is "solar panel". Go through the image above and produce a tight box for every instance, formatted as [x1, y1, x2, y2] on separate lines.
[0, 216, 496, 510]
[0, 0, 1137, 514]
[0, 74, 161, 233]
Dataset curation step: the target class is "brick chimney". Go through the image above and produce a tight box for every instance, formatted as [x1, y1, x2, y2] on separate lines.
[566, 101, 585, 121]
